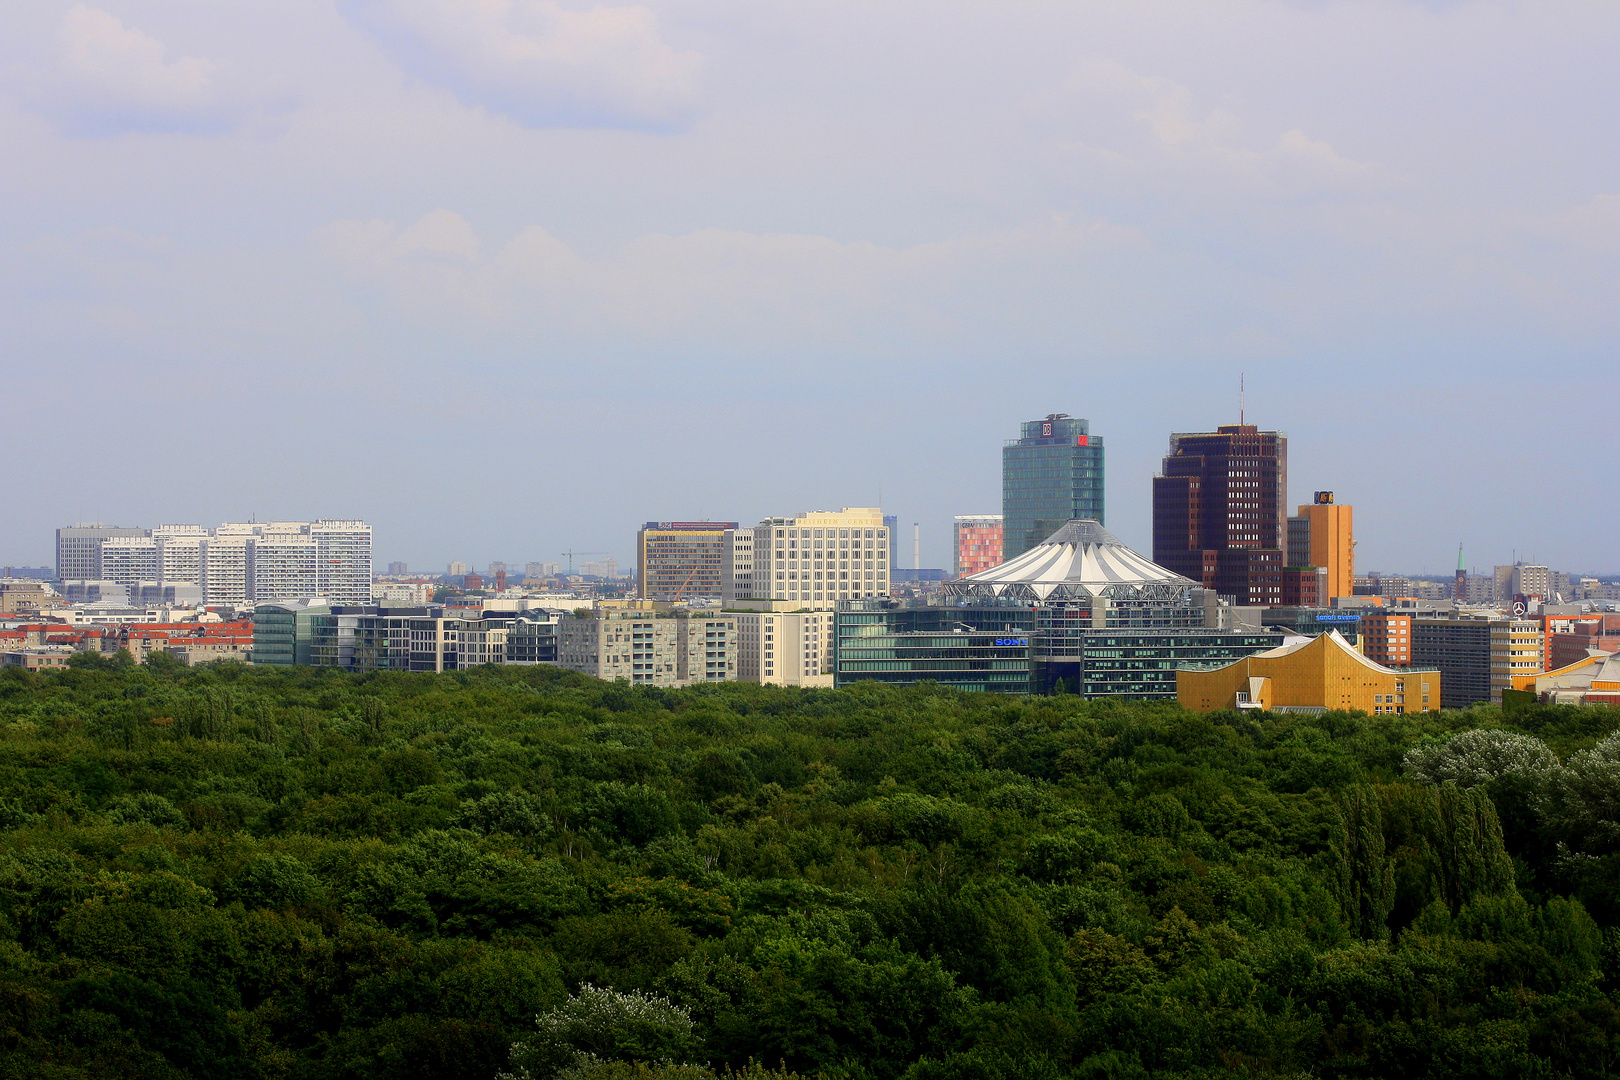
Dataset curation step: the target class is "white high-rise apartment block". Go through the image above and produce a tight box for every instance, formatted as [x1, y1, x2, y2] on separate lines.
[100, 535, 159, 585]
[54, 519, 370, 606]
[722, 508, 888, 610]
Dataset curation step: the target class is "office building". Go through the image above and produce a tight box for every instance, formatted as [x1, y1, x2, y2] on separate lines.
[1179, 631, 1439, 715]
[1286, 492, 1354, 601]
[252, 602, 558, 671]
[731, 603, 834, 686]
[638, 522, 737, 601]
[554, 610, 734, 686]
[1410, 613, 1542, 707]
[953, 515, 1004, 578]
[56, 524, 148, 581]
[1547, 614, 1620, 670]
[722, 508, 889, 609]
[1002, 414, 1105, 561]
[836, 520, 1282, 698]
[1509, 564, 1551, 603]
[884, 515, 899, 567]
[1153, 423, 1289, 605]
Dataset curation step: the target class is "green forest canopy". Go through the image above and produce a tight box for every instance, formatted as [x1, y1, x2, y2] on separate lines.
[1, 659, 1619, 1079]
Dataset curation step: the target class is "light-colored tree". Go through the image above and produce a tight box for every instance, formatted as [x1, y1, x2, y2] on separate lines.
[1403, 729, 1558, 789]
[500, 984, 696, 1080]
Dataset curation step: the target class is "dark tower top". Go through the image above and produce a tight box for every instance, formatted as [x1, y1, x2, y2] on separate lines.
[1151, 424, 1288, 604]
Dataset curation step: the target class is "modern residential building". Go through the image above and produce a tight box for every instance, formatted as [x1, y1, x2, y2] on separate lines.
[1286, 492, 1354, 601]
[1360, 610, 1414, 667]
[1178, 631, 1439, 715]
[1002, 414, 1105, 562]
[722, 508, 889, 609]
[1152, 423, 1289, 605]
[730, 602, 835, 686]
[953, 515, 1004, 578]
[638, 522, 737, 601]
[835, 520, 1282, 697]
[554, 610, 734, 686]
[56, 519, 370, 605]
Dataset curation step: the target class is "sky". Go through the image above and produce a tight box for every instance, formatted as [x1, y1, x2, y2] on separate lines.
[3, 0, 1618, 577]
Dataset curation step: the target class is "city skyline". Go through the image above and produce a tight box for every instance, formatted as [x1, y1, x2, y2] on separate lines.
[2, 3, 1617, 574]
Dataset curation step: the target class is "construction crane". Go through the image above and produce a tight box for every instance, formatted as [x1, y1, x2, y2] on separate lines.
[560, 550, 607, 575]
[670, 564, 702, 602]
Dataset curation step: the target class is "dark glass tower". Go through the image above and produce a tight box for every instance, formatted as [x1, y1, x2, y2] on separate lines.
[1001, 413, 1105, 561]
[1151, 424, 1288, 605]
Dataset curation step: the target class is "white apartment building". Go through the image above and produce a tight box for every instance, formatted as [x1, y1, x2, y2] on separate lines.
[554, 610, 735, 686]
[732, 605, 834, 687]
[56, 519, 369, 606]
[722, 508, 888, 609]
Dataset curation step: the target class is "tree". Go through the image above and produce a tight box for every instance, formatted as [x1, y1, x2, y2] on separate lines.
[501, 985, 696, 1080]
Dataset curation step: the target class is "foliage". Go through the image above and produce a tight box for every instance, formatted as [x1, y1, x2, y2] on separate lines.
[0, 662, 1615, 1078]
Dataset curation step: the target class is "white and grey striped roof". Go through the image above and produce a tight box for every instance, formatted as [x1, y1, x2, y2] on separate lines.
[952, 519, 1196, 600]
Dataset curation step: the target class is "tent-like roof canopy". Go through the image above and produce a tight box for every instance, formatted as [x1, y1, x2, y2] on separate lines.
[944, 519, 1197, 602]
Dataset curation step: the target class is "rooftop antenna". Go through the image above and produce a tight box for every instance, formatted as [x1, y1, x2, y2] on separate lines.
[1239, 373, 1245, 427]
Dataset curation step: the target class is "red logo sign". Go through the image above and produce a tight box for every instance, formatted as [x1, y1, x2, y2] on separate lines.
[1076, 435, 1088, 446]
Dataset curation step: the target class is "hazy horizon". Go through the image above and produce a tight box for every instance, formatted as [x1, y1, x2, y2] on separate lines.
[4, 1, 1617, 577]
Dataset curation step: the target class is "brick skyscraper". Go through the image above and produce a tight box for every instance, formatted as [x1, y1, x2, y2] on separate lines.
[1152, 424, 1288, 605]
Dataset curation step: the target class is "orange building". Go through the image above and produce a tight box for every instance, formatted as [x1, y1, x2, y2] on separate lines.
[1178, 630, 1439, 715]
[1286, 492, 1354, 601]
[1360, 610, 1413, 667]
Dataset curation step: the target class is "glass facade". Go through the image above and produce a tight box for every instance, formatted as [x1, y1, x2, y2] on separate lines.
[835, 600, 1282, 699]
[1002, 415, 1105, 561]
[835, 602, 1037, 693]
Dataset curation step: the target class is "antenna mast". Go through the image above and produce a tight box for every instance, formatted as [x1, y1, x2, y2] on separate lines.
[1240, 373, 1245, 427]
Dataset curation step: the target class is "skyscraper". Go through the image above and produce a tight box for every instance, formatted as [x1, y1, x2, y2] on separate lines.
[1001, 414, 1104, 562]
[1152, 424, 1288, 605]
[1287, 492, 1354, 602]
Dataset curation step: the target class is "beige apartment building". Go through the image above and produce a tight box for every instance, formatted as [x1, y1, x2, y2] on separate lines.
[1491, 618, 1543, 699]
[554, 609, 735, 686]
[722, 508, 889, 609]
[730, 602, 834, 687]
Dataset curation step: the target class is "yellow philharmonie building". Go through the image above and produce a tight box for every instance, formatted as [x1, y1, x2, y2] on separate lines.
[1178, 630, 1440, 715]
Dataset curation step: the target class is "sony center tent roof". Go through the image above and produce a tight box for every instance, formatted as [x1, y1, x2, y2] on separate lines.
[944, 519, 1198, 602]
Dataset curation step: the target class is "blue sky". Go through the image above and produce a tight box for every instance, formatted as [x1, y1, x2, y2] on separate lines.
[3, 1, 1616, 576]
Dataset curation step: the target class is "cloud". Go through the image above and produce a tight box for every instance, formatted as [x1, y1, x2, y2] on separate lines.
[35, 5, 240, 135]
[1031, 58, 1395, 201]
[309, 208, 1180, 360]
[339, 0, 703, 130]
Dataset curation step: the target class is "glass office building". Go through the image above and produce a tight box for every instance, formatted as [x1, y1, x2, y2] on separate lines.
[835, 520, 1283, 698]
[1002, 414, 1105, 561]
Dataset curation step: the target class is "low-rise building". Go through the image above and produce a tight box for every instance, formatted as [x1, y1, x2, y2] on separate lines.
[1511, 650, 1620, 706]
[1178, 630, 1439, 715]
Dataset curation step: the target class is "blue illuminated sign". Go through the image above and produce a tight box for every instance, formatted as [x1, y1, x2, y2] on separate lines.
[1313, 615, 1359, 622]
[993, 638, 1028, 646]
